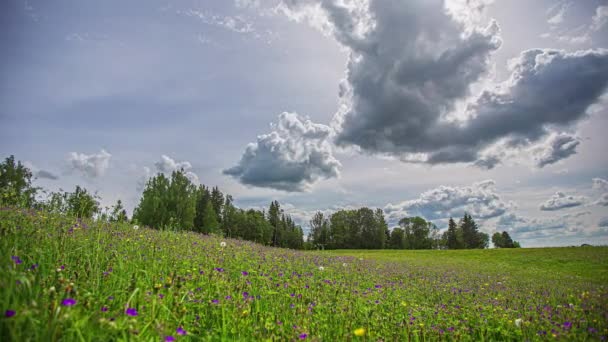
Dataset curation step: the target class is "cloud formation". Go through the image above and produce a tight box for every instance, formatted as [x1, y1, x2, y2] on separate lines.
[224, 112, 341, 192]
[384, 180, 511, 223]
[532, 133, 580, 168]
[68, 149, 111, 178]
[154, 155, 200, 185]
[539, 191, 585, 211]
[599, 217, 608, 228]
[592, 177, 608, 206]
[280, 0, 608, 167]
[36, 170, 59, 180]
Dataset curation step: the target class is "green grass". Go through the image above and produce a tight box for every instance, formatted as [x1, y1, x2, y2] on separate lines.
[323, 248, 608, 285]
[1, 208, 607, 341]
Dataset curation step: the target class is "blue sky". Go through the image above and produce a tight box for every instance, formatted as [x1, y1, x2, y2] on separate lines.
[1, 0, 608, 247]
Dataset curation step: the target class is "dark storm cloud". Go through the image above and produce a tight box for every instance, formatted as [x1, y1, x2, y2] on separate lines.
[281, 0, 608, 166]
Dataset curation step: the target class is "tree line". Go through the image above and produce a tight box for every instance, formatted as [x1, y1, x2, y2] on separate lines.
[1, 155, 519, 249]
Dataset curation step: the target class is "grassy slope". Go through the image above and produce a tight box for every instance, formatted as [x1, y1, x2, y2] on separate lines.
[1, 209, 607, 341]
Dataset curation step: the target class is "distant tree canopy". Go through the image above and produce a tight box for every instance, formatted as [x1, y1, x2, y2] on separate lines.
[2, 155, 509, 251]
[492, 231, 521, 248]
[308, 208, 389, 250]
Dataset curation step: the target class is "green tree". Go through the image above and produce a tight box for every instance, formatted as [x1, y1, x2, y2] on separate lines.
[200, 200, 219, 234]
[0, 155, 38, 208]
[389, 228, 405, 249]
[65, 186, 100, 219]
[110, 199, 128, 222]
[445, 217, 461, 249]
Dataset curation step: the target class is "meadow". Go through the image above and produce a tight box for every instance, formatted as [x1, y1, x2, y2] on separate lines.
[1, 208, 607, 341]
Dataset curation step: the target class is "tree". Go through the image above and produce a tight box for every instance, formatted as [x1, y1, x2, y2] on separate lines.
[110, 199, 128, 223]
[445, 217, 461, 249]
[65, 186, 100, 219]
[310, 212, 330, 249]
[389, 228, 405, 249]
[493, 231, 518, 248]
[200, 200, 219, 234]
[492, 232, 504, 248]
[0, 155, 38, 208]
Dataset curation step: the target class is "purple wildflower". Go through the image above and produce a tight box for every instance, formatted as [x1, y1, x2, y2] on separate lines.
[176, 327, 187, 335]
[211, 299, 219, 304]
[62, 298, 77, 306]
[101, 306, 108, 312]
[299, 333, 308, 339]
[5, 310, 16, 318]
[165, 336, 176, 342]
[214, 267, 224, 272]
[11, 256, 22, 264]
[241, 271, 249, 276]
[125, 308, 138, 316]
[563, 322, 572, 330]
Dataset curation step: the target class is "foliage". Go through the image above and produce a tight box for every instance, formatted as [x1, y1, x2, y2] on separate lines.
[0, 155, 38, 208]
[493, 231, 521, 248]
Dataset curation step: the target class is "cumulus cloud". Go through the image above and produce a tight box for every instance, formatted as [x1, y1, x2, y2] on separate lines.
[384, 180, 511, 223]
[224, 112, 341, 191]
[68, 149, 111, 178]
[539, 192, 585, 211]
[154, 155, 200, 185]
[599, 217, 608, 228]
[279, 0, 608, 167]
[532, 133, 580, 168]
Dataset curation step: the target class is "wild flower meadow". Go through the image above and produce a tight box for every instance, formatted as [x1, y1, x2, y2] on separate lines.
[1, 208, 607, 340]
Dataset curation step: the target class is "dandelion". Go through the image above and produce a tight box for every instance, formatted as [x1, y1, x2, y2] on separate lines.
[176, 327, 187, 335]
[318, 266, 325, 271]
[342, 263, 348, 267]
[220, 241, 226, 247]
[133, 225, 139, 230]
[515, 318, 522, 327]
[62, 298, 77, 306]
[125, 308, 138, 316]
[5, 310, 16, 318]
[354, 328, 366, 336]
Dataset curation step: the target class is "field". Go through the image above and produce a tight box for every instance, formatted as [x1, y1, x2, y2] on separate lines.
[1, 208, 607, 341]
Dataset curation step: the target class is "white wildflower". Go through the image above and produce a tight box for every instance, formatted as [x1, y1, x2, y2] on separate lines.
[220, 241, 227, 247]
[318, 266, 325, 271]
[515, 318, 522, 327]
[342, 263, 348, 267]
[133, 225, 139, 230]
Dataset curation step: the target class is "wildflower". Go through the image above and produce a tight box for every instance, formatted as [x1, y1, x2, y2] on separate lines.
[176, 327, 187, 335]
[354, 328, 366, 336]
[220, 241, 226, 247]
[343, 263, 348, 267]
[11, 256, 23, 264]
[515, 318, 522, 327]
[241, 271, 249, 276]
[214, 267, 224, 272]
[125, 308, 138, 316]
[62, 298, 77, 306]
[101, 306, 108, 312]
[165, 336, 176, 342]
[318, 266, 325, 271]
[5, 310, 16, 318]
[563, 321, 572, 330]
[299, 333, 308, 339]
[211, 299, 219, 304]
[133, 225, 139, 230]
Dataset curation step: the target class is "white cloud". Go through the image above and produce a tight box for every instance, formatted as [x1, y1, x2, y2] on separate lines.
[384, 180, 512, 223]
[532, 133, 580, 168]
[224, 112, 341, 192]
[68, 149, 111, 178]
[592, 178, 608, 206]
[599, 217, 608, 228]
[547, 2, 570, 26]
[154, 155, 200, 185]
[539, 191, 585, 211]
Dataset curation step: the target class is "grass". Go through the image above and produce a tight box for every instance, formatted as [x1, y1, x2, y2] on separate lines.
[1, 208, 607, 341]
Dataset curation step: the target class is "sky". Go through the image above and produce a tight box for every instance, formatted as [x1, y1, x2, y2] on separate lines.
[1, 0, 608, 247]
